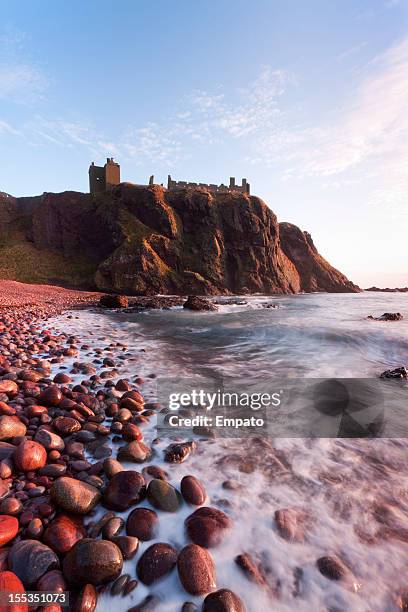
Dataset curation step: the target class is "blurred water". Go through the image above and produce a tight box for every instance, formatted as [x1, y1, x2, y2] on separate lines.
[51, 292, 408, 612]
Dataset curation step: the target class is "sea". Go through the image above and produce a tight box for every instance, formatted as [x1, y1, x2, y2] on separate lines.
[49, 292, 408, 612]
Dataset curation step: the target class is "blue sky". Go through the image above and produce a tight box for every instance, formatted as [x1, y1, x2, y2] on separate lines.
[1, 0, 408, 287]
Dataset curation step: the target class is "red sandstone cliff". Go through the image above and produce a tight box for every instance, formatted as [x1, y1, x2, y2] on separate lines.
[0, 185, 359, 295]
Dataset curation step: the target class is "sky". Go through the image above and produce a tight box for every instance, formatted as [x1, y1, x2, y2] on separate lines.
[1, 0, 408, 288]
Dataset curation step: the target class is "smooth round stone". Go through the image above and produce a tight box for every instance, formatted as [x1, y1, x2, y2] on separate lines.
[53, 417, 81, 436]
[71, 583, 98, 612]
[110, 573, 130, 596]
[63, 539, 123, 586]
[102, 517, 124, 540]
[182, 604, 198, 612]
[0, 460, 12, 479]
[117, 441, 152, 463]
[103, 471, 146, 511]
[142, 465, 168, 482]
[51, 477, 101, 514]
[39, 387, 62, 407]
[202, 589, 246, 612]
[0, 381, 19, 397]
[126, 507, 158, 541]
[34, 429, 65, 452]
[137, 542, 177, 585]
[43, 514, 85, 554]
[39, 464, 66, 477]
[110, 536, 139, 560]
[0, 416, 26, 441]
[180, 475, 206, 506]
[185, 507, 231, 548]
[13, 441, 47, 472]
[0, 515, 18, 547]
[0, 498, 22, 516]
[177, 544, 216, 595]
[53, 373, 72, 384]
[8, 539, 60, 587]
[25, 517, 43, 539]
[0, 570, 27, 612]
[103, 458, 124, 479]
[121, 423, 142, 442]
[146, 479, 182, 512]
[37, 569, 67, 593]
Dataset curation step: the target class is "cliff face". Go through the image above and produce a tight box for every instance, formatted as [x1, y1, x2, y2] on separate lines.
[0, 185, 359, 295]
[279, 222, 359, 293]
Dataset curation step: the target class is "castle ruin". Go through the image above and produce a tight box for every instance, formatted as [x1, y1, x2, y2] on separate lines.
[167, 175, 250, 195]
[88, 159, 250, 196]
[89, 158, 120, 194]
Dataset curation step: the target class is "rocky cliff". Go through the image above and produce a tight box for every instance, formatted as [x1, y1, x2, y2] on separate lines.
[0, 185, 360, 294]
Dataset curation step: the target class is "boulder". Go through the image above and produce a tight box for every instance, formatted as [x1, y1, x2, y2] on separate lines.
[99, 295, 129, 308]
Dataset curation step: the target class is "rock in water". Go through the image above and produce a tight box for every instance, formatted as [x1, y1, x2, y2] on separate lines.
[99, 295, 129, 308]
[103, 470, 146, 511]
[0, 515, 18, 547]
[316, 555, 360, 591]
[0, 416, 26, 441]
[147, 479, 182, 512]
[0, 570, 28, 612]
[50, 477, 101, 514]
[185, 507, 231, 548]
[137, 542, 177, 585]
[12, 440, 47, 471]
[202, 589, 246, 611]
[117, 441, 152, 463]
[164, 441, 196, 463]
[110, 536, 139, 560]
[274, 508, 304, 542]
[8, 540, 59, 587]
[71, 583, 98, 612]
[63, 539, 123, 586]
[380, 366, 408, 379]
[177, 544, 216, 595]
[180, 475, 206, 505]
[367, 312, 403, 321]
[235, 554, 268, 588]
[126, 507, 158, 541]
[183, 296, 218, 311]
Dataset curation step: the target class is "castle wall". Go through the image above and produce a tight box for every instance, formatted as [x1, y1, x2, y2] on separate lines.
[89, 165, 105, 194]
[167, 175, 250, 195]
[105, 160, 120, 189]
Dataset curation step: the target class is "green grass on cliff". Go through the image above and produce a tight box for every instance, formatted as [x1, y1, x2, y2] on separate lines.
[0, 234, 97, 288]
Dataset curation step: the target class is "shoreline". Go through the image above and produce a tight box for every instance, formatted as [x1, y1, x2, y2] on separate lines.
[0, 281, 262, 611]
[1, 281, 408, 611]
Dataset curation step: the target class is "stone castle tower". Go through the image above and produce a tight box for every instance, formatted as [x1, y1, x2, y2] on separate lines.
[89, 158, 120, 194]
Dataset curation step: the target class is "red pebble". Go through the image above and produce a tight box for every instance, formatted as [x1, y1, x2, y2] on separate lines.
[0, 570, 28, 612]
[12, 441, 47, 472]
[0, 515, 18, 547]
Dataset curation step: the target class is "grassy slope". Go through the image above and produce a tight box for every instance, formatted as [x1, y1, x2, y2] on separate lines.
[0, 231, 97, 288]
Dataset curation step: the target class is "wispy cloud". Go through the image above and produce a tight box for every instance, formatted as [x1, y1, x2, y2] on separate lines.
[246, 37, 408, 214]
[0, 27, 48, 102]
